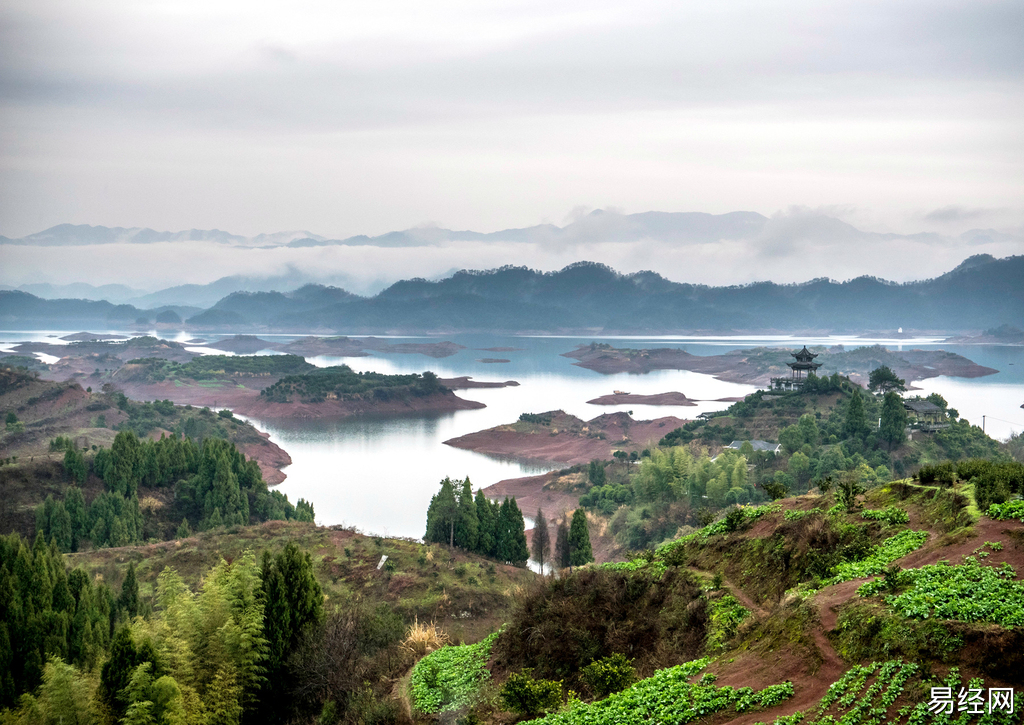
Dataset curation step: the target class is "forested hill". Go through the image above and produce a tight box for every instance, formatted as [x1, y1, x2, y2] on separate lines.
[2, 254, 1022, 333]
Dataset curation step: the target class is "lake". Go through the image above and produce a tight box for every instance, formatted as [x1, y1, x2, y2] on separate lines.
[2, 330, 1023, 538]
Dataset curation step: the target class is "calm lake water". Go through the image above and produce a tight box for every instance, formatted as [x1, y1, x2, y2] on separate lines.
[3, 330, 1023, 538]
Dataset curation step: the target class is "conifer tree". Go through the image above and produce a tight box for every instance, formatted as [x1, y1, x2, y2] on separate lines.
[555, 515, 571, 570]
[568, 509, 594, 568]
[843, 389, 868, 441]
[453, 478, 479, 551]
[44, 500, 73, 552]
[474, 489, 496, 557]
[424, 477, 459, 547]
[119, 562, 139, 619]
[64, 487, 86, 552]
[496, 498, 529, 567]
[880, 391, 908, 450]
[531, 508, 550, 571]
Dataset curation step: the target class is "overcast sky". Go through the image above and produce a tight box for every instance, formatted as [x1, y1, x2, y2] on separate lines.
[1, 0, 1023, 289]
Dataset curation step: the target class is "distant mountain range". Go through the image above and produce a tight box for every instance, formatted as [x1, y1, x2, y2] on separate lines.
[5, 210, 1017, 252]
[1, 254, 1021, 334]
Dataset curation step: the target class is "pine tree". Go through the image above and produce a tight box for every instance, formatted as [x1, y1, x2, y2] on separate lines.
[568, 509, 594, 568]
[531, 508, 550, 571]
[424, 478, 459, 547]
[119, 562, 139, 619]
[64, 487, 86, 552]
[555, 515, 571, 569]
[843, 389, 868, 441]
[453, 478, 479, 551]
[495, 498, 529, 567]
[474, 489, 496, 557]
[880, 391, 908, 450]
[49, 500, 73, 552]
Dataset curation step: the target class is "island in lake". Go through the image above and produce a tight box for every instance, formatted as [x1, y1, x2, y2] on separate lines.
[444, 409, 687, 465]
[0, 336, 514, 421]
[564, 342, 998, 386]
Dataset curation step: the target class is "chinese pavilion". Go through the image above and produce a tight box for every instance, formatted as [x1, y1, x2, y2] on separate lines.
[787, 346, 823, 380]
[769, 345, 823, 392]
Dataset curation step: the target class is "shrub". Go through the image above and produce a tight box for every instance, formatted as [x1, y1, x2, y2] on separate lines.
[861, 506, 909, 525]
[501, 671, 564, 717]
[410, 632, 497, 713]
[580, 654, 636, 699]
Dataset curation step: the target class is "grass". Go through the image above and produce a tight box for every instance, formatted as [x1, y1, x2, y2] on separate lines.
[64, 520, 535, 641]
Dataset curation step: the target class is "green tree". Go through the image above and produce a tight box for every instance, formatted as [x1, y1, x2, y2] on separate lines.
[109, 430, 143, 497]
[496, 498, 529, 567]
[424, 477, 459, 547]
[880, 391, 908, 450]
[453, 478, 479, 551]
[868, 366, 906, 394]
[843, 389, 869, 441]
[48, 500, 73, 552]
[788, 452, 811, 491]
[64, 487, 87, 552]
[119, 563, 139, 619]
[588, 460, 606, 486]
[474, 489, 496, 558]
[554, 515, 570, 569]
[797, 414, 820, 447]
[568, 509, 593, 568]
[531, 508, 550, 571]
[777, 425, 804, 455]
[34, 656, 96, 725]
[63, 449, 87, 485]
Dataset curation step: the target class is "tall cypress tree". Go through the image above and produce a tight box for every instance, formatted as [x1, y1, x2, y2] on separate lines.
[531, 507, 550, 571]
[119, 562, 139, 619]
[496, 498, 529, 567]
[843, 389, 868, 441]
[568, 509, 594, 568]
[555, 514, 571, 570]
[424, 478, 459, 547]
[259, 543, 324, 723]
[474, 489, 496, 557]
[453, 478, 479, 551]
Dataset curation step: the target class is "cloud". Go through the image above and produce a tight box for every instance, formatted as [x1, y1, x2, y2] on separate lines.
[924, 206, 995, 224]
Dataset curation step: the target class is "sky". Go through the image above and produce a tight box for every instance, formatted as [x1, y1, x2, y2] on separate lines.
[1, 0, 1023, 291]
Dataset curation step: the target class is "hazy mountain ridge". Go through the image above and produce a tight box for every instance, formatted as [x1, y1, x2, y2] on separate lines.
[8, 210, 1008, 251]
[1, 254, 1021, 334]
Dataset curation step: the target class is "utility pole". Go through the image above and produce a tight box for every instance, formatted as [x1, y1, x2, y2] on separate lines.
[982, 415, 986, 433]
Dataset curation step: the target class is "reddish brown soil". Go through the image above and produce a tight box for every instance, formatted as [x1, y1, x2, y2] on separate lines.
[438, 376, 519, 389]
[444, 411, 687, 465]
[586, 391, 698, 406]
[484, 473, 580, 528]
[895, 517, 1024, 576]
[237, 432, 292, 485]
[233, 389, 485, 420]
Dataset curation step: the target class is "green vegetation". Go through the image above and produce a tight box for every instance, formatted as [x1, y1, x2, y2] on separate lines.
[987, 499, 1024, 523]
[500, 670, 564, 717]
[35, 430, 312, 550]
[521, 658, 793, 724]
[859, 557, 1024, 626]
[579, 653, 636, 698]
[424, 477, 529, 566]
[823, 529, 928, 587]
[860, 505, 909, 525]
[260, 365, 445, 403]
[410, 631, 498, 714]
[756, 661, 1019, 725]
[122, 354, 315, 382]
